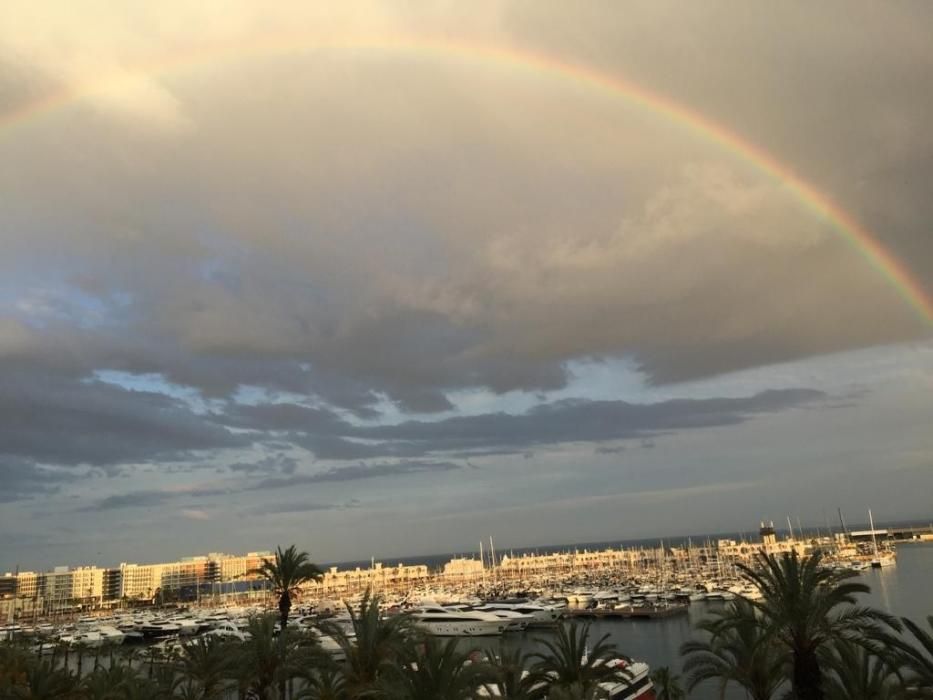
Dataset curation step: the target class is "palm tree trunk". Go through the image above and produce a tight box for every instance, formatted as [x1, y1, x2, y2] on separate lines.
[793, 648, 825, 700]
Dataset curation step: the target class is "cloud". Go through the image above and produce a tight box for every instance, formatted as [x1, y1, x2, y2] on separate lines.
[86, 485, 228, 511]
[251, 498, 361, 515]
[180, 509, 210, 521]
[0, 371, 247, 469]
[336, 388, 825, 458]
[227, 454, 298, 475]
[249, 461, 462, 490]
[0, 459, 82, 503]
[0, 1, 931, 569]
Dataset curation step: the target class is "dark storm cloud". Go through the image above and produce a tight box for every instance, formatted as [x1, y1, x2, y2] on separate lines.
[250, 498, 361, 515]
[0, 370, 247, 468]
[0, 459, 82, 503]
[221, 403, 345, 433]
[227, 454, 298, 475]
[212, 388, 824, 461]
[86, 486, 229, 511]
[249, 461, 462, 490]
[343, 389, 825, 456]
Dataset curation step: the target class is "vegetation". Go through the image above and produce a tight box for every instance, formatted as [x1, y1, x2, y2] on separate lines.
[528, 622, 631, 698]
[649, 666, 685, 700]
[681, 597, 786, 700]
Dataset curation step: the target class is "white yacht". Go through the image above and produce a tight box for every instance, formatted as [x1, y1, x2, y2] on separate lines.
[481, 601, 562, 626]
[471, 606, 532, 631]
[204, 621, 246, 641]
[407, 605, 508, 637]
[139, 620, 182, 639]
[95, 625, 126, 645]
[59, 630, 104, 648]
[597, 658, 655, 700]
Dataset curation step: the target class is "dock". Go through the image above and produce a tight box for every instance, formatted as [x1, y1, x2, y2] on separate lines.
[564, 604, 689, 620]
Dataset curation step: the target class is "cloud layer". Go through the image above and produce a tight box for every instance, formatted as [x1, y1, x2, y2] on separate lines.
[0, 1, 930, 568]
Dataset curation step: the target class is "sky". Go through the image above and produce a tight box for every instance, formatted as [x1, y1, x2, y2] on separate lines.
[1, 1, 931, 572]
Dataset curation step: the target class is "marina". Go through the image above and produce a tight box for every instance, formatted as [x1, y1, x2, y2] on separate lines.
[1, 537, 930, 699]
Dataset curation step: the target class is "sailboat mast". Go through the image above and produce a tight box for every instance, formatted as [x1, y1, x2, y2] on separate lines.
[869, 509, 879, 555]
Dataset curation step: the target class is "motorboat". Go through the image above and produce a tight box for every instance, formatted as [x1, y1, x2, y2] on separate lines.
[204, 621, 246, 641]
[597, 658, 655, 700]
[139, 621, 182, 639]
[59, 630, 104, 648]
[471, 606, 532, 631]
[407, 605, 508, 637]
[95, 625, 126, 645]
[482, 601, 562, 626]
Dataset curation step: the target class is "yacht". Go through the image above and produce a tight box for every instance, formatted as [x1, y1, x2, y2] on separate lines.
[95, 625, 126, 645]
[871, 552, 896, 568]
[471, 606, 532, 631]
[139, 620, 182, 640]
[204, 621, 246, 641]
[597, 658, 655, 700]
[481, 601, 562, 626]
[407, 605, 508, 637]
[59, 630, 104, 648]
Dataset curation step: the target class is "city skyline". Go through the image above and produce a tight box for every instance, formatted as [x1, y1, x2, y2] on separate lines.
[1, 1, 931, 572]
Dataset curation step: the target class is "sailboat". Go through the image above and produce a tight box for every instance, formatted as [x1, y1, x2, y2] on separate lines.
[869, 509, 896, 568]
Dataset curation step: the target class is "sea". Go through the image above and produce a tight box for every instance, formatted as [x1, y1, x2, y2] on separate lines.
[450, 541, 933, 700]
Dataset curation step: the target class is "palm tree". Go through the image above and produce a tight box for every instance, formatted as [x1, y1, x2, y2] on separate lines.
[650, 666, 686, 700]
[174, 636, 235, 700]
[484, 645, 543, 700]
[236, 615, 303, 700]
[8, 659, 79, 699]
[81, 663, 139, 700]
[0, 642, 34, 693]
[736, 550, 897, 700]
[872, 614, 933, 698]
[320, 590, 418, 698]
[681, 597, 786, 700]
[379, 637, 493, 700]
[295, 663, 348, 700]
[252, 545, 324, 630]
[820, 639, 898, 700]
[530, 622, 631, 698]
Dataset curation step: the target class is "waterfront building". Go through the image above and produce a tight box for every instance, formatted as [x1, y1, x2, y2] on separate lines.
[309, 561, 430, 597]
[443, 558, 485, 582]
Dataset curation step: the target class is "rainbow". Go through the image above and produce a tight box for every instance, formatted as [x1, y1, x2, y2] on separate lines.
[2, 33, 931, 325]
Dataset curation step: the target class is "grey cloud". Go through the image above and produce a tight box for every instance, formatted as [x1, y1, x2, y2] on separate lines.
[0, 459, 82, 503]
[0, 370, 248, 468]
[345, 389, 825, 456]
[227, 454, 298, 475]
[218, 388, 824, 462]
[595, 445, 626, 455]
[250, 461, 462, 490]
[86, 486, 228, 511]
[2, 3, 928, 412]
[251, 498, 362, 515]
[221, 403, 346, 433]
